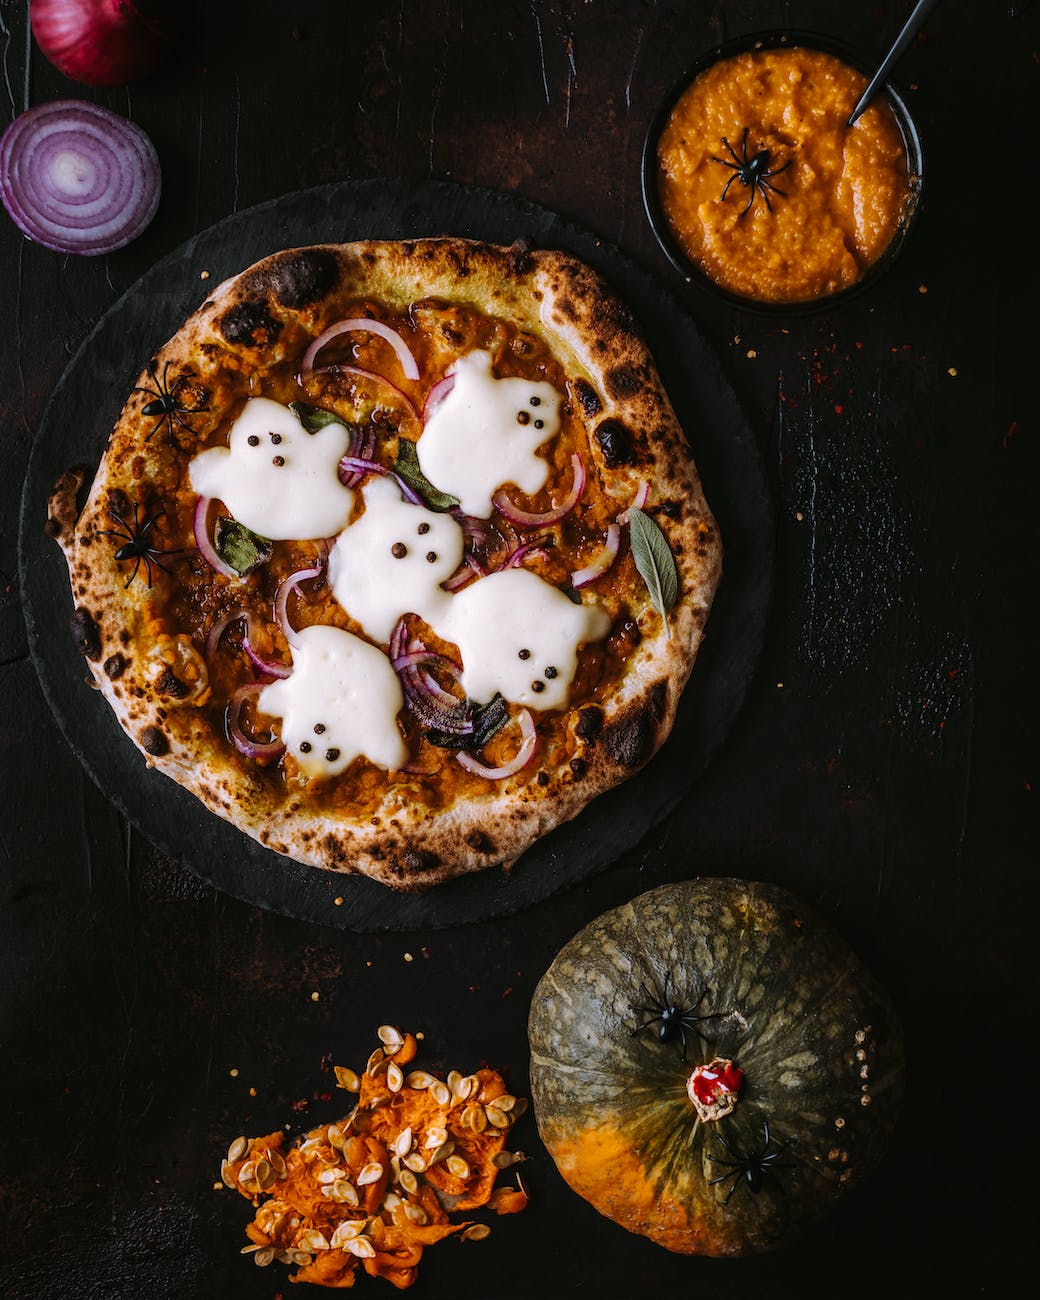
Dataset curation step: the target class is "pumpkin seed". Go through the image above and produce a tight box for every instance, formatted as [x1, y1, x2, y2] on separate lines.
[405, 1070, 437, 1090]
[383, 1192, 402, 1211]
[403, 1151, 427, 1173]
[357, 1161, 384, 1185]
[227, 1136, 248, 1163]
[462, 1103, 486, 1133]
[512, 1096, 529, 1117]
[462, 1223, 491, 1242]
[446, 1155, 471, 1180]
[254, 1246, 276, 1267]
[488, 1094, 516, 1112]
[399, 1169, 419, 1195]
[447, 1070, 465, 1099]
[430, 1080, 451, 1107]
[288, 1250, 313, 1266]
[334, 1066, 361, 1092]
[387, 1062, 404, 1092]
[378, 1024, 404, 1050]
[394, 1127, 413, 1156]
[268, 1149, 286, 1178]
[297, 1229, 330, 1253]
[346, 1236, 376, 1259]
[240, 1244, 262, 1255]
[404, 1203, 428, 1225]
[220, 1160, 236, 1189]
[330, 1220, 366, 1247]
[332, 1180, 359, 1206]
[317, 1168, 340, 1185]
[429, 1140, 454, 1166]
[485, 1106, 510, 1129]
[424, 1126, 448, 1149]
[255, 1159, 276, 1190]
[367, 1048, 385, 1072]
[492, 1150, 525, 1169]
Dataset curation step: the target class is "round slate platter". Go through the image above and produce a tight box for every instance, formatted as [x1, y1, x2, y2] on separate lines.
[19, 178, 773, 932]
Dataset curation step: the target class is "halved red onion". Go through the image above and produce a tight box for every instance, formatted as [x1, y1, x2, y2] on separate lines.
[457, 708, 537, 780]
[492, 454, 586, 528]
[617, 481, 650, 525]
[572, 524, 621, 589]
[274, 564, 324, 647]
[226, 684, 284, 761]
[299, 364, 419, 419]
[0, 100, 160, 255]
[193, 496, 238, 578]
[423, 373, 455, 422]
[301, 319, 420, 381]
[29, 0, 184, 88]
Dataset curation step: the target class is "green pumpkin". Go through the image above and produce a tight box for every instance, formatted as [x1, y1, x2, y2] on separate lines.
[528, 877, 903, 1256]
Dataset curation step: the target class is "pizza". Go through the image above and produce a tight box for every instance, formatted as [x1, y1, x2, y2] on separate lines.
[48, 238, 721, 891]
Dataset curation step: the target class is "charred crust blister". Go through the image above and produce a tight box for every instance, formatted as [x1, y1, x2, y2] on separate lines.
[242, 248, 339, 309]
[104, 653, 127, 680]
[217, 299, 281, 348]
[70, 608, 101, 660]
[595, 418, 638, 467]
[156, 666, 190, 699]
[575, 706, 604, 742]
[140, 725, 169, 756]
[571, 378, 602, 417]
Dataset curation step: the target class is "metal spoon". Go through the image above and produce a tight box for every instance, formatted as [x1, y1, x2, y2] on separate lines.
[847, 0, 941, 126]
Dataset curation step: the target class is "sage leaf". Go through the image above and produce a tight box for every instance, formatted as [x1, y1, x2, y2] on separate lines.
[289, 400, 348, 434]
[394, 439, 460, 512]
[215, 518, 272, 576]
[426, 695, 508, 752]
[629, 507, 678, 634]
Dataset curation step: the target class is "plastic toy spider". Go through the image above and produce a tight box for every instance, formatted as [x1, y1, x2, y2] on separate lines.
[133, 359, 209, 444]
[98, 501, 180, 588]
[630, 973, 722, 1061]
[711, 128, 792, 215]
[709, 1120, 794, 1203]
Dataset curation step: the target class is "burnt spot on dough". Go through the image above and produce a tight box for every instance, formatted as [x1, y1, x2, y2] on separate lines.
[140, 725, 169, 756]
[605, 363, 648, 399]
[156, 666, 190, 699]
[576, 705, 604, 742]
[70, 608, 101, 660]
[570, 757, 587, 779]
[595, 418, 638, 468]
[571, 378, 602, 417]
[104, 653, 127, 679]
[605, 682, 667, 769]
[466, 830, 494, 853]
[242, 248, 339, 308]
[404, 850, 440, 876]
[509, 237, 534, 275]
[556, 296, 579, 322]
[217, 299, 281, 348]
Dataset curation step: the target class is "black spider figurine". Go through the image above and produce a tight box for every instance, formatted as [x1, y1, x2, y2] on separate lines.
[133, 359, 209, 444]
[98, 501, 180, 588]
[711, 127, 792, 215]
[708, 1120, 794, 1203]
[630, 973, 722, 1062]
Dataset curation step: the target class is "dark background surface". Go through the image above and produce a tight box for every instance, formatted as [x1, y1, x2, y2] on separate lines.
[0, 2, 1034, 1297]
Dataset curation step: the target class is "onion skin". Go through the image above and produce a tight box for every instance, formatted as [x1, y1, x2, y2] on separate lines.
[30, 0, 184, 87]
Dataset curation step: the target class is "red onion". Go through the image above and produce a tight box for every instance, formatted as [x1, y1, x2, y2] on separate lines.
[572, 524, 621, 589]
[226, 684, 284, 762]
[0, 100, 160, 255]
[301, 318, 420, 381]
[442, 557, 483, 592]
[457, 708, 537, 780]
[492, 454, 586, 528]
[205, 608, 251, 665]
[500, 540, 552, 571]
[617, 481, 650, 526]
[338, 455, 389, 481]
[422, 373, 455, 422]
[192, 496, 237, 578]
[339, 426, 374, 488]
[392, 642, 471, 735]
[299, 364, 419, 418]
[274, 564, 324, 647]
[30, 0, 183, 87]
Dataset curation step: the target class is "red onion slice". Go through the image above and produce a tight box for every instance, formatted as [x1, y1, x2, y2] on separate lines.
[0, 100, 160, 255]
[572, 524, 621, 589]
[226, 684, 284, 761]
[274, 564, 324, 647]
[457, 708, 537, 780]
[301, 319, 420, 381]
[193, 496, 238, 578]
[422, 373, 456, 422]
[338, 455, 389, 480]
[492, 454, 586, 528]
[503, 540, 552, 571]
[243, 636, 291, 680]
[442, 557, 483, 592]
[617, 481, 650, 526]
[205, 608, 251, 664]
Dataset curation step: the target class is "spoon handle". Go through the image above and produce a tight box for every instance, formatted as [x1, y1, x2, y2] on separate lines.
[847, 0, 941, 126]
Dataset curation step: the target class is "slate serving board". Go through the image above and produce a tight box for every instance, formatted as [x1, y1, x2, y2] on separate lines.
[19, 178, 773, 932]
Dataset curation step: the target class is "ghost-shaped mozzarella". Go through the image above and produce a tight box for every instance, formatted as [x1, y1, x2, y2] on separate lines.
[189, 397, 354, 540]
[257, 625, 407, 779]
[434, 569, 611, 711]
[328, 475, 464, 643]
[416, 350, 562, 518]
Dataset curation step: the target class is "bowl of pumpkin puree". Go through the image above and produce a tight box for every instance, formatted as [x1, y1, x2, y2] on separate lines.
[643, 33, 923, 308]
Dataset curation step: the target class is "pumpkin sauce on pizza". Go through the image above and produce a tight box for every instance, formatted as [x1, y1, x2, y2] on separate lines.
[49, 240, 721, 890]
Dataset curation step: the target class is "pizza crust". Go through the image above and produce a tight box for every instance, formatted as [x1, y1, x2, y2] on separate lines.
[50, 239, 722, 891]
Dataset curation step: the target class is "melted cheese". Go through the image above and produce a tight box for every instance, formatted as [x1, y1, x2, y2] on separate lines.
[328, 476, 464, 643]
[434, 569, 610, 711]
[189, 397, 354, 540]
[417, 350, 562, 517]
[258, 625, 407, 778]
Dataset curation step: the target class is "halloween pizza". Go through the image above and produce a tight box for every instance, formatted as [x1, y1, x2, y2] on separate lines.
[48, 238, 721, 890]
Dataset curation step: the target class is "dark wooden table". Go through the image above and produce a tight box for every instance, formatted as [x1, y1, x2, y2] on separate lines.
[1, 2, 1034, 1296]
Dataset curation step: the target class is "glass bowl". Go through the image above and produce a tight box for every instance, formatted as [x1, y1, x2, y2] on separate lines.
[641, 30, 925, 314]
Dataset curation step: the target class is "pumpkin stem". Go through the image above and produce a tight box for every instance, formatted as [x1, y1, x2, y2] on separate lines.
[687, 1058, 744, 1122]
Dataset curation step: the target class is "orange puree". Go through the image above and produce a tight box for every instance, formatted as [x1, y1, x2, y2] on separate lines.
[656, 47, 912, 303]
